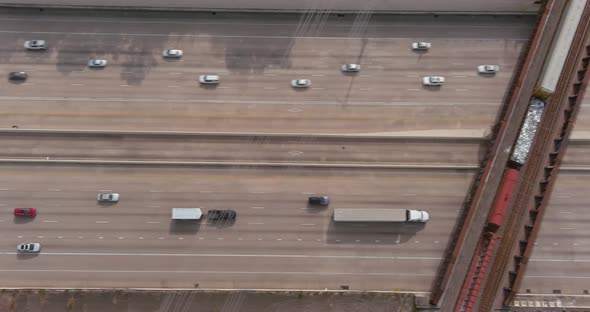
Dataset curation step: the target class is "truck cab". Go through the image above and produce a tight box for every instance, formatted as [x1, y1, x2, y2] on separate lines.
[407, 210, 429, 222]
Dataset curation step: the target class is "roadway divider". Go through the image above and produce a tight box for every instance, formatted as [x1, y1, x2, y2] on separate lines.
[0, 158, 480, 169]
[0, 128, 488, 141]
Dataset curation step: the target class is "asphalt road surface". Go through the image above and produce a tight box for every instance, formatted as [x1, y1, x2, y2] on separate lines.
[0, 165, 472, 290]
[0, 10, 532, 134]
[3, 8, 571, 295]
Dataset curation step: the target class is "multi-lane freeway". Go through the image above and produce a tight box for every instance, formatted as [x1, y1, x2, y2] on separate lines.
[11, 8, 588, 295]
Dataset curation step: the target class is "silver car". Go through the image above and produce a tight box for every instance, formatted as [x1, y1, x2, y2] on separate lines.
[88, 59, 107, 68]
[477, 65, 499, 74]
[199, 75, 220, 84]
[17, 243, 41, 253]
[162, 49, 183, 58]
[97, 193, 119, 202]
[291, 79, 311, 88]
[24, 40, 47, 50]
[412, 42, 431, 50]
[422, 76, 445, 86]
[341, 64, 360, 72]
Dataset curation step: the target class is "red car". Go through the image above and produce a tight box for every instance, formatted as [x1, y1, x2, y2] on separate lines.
[14, 208, 37, 217]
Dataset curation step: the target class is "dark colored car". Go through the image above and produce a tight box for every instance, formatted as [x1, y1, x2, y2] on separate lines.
[207, 209, 237, 220]
[8, 71, 28, 80]
[14, 208, 37, 217]
[308, 196, 330, 206]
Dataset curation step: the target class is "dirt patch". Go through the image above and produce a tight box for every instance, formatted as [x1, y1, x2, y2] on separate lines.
[0, 289, 415, 312]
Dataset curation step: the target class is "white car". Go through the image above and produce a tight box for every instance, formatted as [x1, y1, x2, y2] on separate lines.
[162, 49, 183, 58]
[291, 79, 311, 88]
[341, 64, 360, 72]
[412, 42, 431, 50]
[478, 65, 499, 74]
[199, 75, 220, 84]
[97, 193, 119, 202]
[24, 40, 47, 50]
[422, 76, 445, 86]
[17, 243, 41, 253]
[88, 59, 108, 68]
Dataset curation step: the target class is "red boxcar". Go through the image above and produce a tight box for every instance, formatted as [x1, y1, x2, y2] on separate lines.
[487, 168, 520, 231]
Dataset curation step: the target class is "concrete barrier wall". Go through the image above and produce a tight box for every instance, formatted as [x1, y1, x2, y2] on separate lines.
[0, 0, 540, 13]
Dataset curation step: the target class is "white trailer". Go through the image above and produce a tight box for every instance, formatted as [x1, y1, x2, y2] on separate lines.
[172, 208, 203, 220]
[333, 208, 429, 223]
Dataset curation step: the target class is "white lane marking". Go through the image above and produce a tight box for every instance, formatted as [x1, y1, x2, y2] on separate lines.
[406, 75, 419, 78]
[48, 188, 61, 191]
[199, 190, 213, 193]
[96, 221, 109, 224]
[311, 87, 325, 90]
[169, 72, 183, 75]
[559, 227, 575, 230]
[158, 237, 165, 240]
[456, 89, 469, 92]
[312, 74, 324, 77]
[149, 190, 162, 193]
[57, 236, 63, 239]
[198, 237, 205, 240]
[217, 238, 223, 240]
[359, 88, 372, 91]
[118, 237, 124, 240]
[146, 221, 161, 224]
[0, 268, 434, 276]
[452, 63, 464, 65]
[98, 237, 104, 239]
[147, 205, 160, 208]
[248, 222, 264, 225]
[99, 190, 112, 192]
[167, 85, 181, 88]
[78, 236, 84, 239]
[407, 88, 420, 91]
[301, 192, 314, 195]
[250, 207, 265, 209]
[42, 220, 59, 223]
[0, 252, 440, 262]
[277, 238, 283, 241]
[37, 236, 44, 239]
[287, 108, 302, 113]
[257, 238, 263, 241]
[300, 224, 316, 226]
[71, 84, 84, 86]
[122, 71, 134, 74]
[139, 237, 144, 239]
[263, 73, 276, 76]
[120, 84, 130, 87]
[297, 238, 303, 241]
[250, 191, 266, 194]
[403, 193, 417, 196]
[217, 86, 231, 89]
[178, 237, 184, 240]
[359, 75, 373, 77]
[17, 236, 23, 238]
[48, 204, 61, 207]
[559, 211, 573, 214]
[0, 189, 11, 191]
[0, 95, 503, 107]
[263, 87, 277, 90]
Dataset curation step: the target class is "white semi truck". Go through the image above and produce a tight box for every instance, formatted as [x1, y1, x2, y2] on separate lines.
[333, 208, 429, 223]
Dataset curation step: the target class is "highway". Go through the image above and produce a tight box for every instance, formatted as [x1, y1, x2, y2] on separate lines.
[0, 9, 534, 291]
[0, 11, 530, 133]
[0, 165, 471, 289]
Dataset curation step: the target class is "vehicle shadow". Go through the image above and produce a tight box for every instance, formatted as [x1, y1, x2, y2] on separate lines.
[205, 218, 236, 229]
[8, 79, 26, 85]
[97, 201, 118, 207]
[303, 204, 328, 215]
[199, 83, 219, 90]
[422, 85, 442, 91]
[169, 220, 201, 235]
[17, 253, 40, 260]
[13, 216, 35, 224]
[477, 73, 497, 78]
[326, 220, 426, 245]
